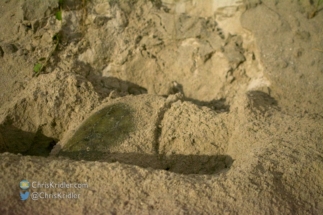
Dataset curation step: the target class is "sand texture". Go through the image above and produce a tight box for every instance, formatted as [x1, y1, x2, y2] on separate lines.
[0, 0, 323, 214]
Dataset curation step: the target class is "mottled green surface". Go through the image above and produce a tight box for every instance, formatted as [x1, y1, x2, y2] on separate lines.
[59, 103, 135, 160]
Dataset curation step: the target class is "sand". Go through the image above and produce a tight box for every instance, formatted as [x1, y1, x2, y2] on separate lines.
[0, 0, 323, 214]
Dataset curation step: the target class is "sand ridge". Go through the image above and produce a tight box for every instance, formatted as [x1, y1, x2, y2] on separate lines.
[0, 0, 322, 214]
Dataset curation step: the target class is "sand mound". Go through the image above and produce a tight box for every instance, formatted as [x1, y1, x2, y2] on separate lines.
[0, 0, 322, 214]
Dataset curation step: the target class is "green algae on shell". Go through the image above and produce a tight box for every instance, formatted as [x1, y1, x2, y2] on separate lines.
[59, 103, 135, 159]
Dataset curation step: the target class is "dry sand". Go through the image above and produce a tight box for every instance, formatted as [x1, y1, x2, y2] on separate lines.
[0, 0, 323, 214]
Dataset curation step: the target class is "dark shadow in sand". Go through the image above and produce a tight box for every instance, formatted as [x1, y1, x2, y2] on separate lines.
[167, 82, 230, 112]
[72, 61, 148, 99]
[58, 150, 233, 175]
[247, 90, 280, 113]
[0, 124, 57, 156]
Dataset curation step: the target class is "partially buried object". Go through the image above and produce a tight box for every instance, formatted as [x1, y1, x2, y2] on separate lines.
[58, 103, 135, 160]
